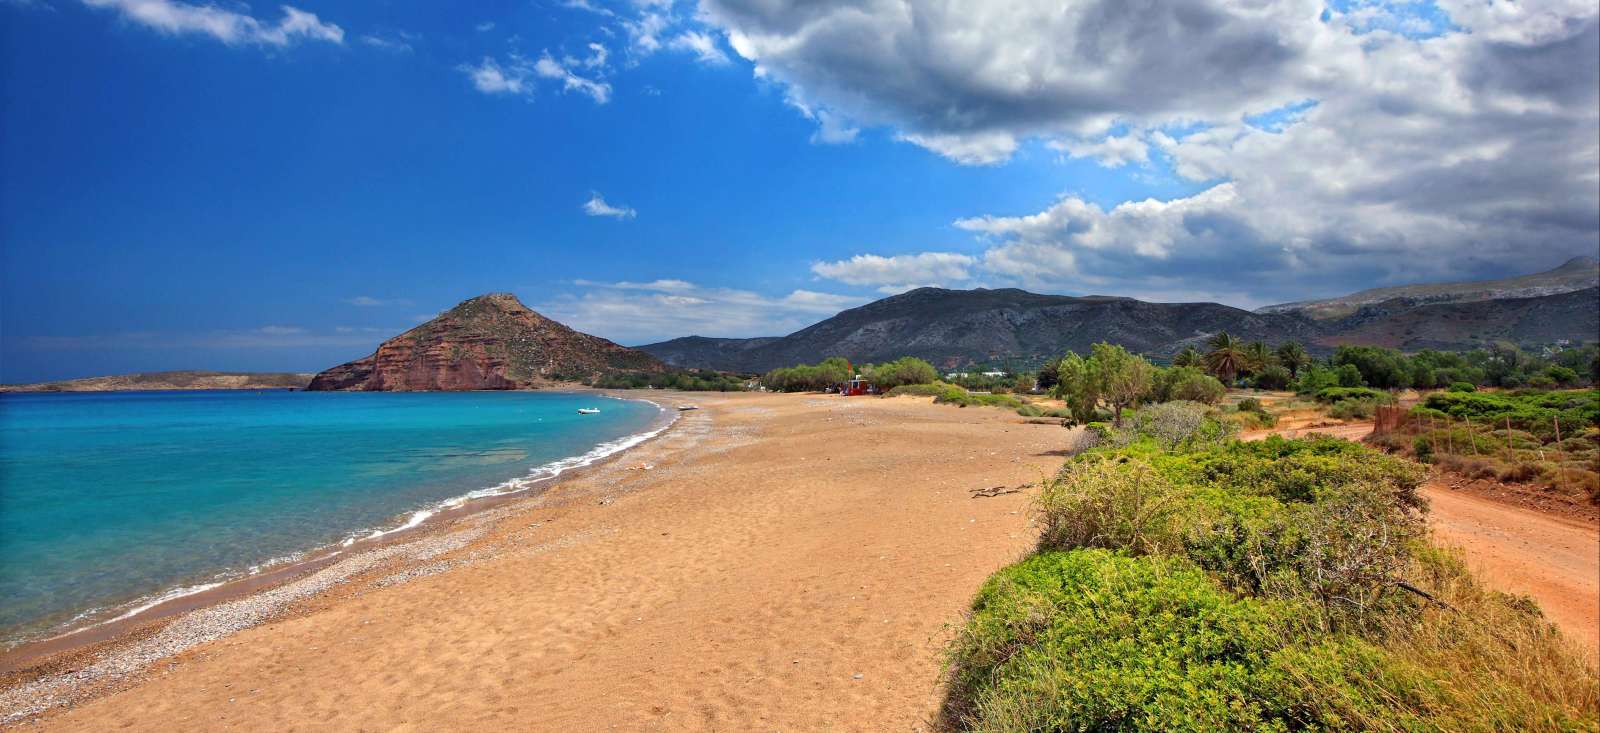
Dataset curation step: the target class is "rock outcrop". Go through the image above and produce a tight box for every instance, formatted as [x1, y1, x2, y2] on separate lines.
[306, 293, 663, 391]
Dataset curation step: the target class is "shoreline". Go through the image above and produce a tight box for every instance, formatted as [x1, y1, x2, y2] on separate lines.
[0, 390, 678, 678]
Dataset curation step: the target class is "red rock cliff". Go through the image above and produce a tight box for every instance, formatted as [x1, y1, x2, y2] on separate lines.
[306, 293, 664, 391]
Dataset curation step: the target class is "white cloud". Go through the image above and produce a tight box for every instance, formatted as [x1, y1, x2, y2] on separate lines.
[699, 0, 1599, 303]
[1051, 134, 1150, 168]
[668, 30, 729, 65]
[582, 192, 637, 219]
[359, 31, 414, 53]
[811, 252, 976, 292]
[459, 55, 534, 96]
[561, 0, 616, 18]
[894, 131, 1017, 167]
[82, 0, 342, 46]
[537, 279, 865, 342]
[343, 296, 412, 307]
[475, 21, 495, 32]
[533, 51, 612, 103]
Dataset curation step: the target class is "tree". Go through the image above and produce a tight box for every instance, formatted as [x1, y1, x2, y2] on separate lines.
[1254, 365, 1293, 391]
[1036, 359, 1061, 391]
[1481, 341, 1524, 387]
[1203, 332, 1246, 385]
[1152, 366, 1225, 404]
[1172, 346, 1203, 368]
[1053, 352, 1097, 423]
[1089, 343, 1154, 426]
[1242, 341, 1275, 377]
[1275, 342, 1310, 377]
[1332, 345, 1410, 389]
[1336, 363, 1365, 388]
[868, 356, 938, 390]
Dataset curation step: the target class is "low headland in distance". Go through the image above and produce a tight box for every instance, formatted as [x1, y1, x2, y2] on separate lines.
[2, 258, 1596, 730]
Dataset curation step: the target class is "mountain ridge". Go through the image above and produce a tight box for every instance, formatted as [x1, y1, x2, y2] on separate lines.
[1257, 256, 1599, 320]
[640, 262, 1599, 372]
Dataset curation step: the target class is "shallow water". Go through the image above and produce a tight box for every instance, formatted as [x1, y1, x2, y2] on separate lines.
[0, 390, 659, 645]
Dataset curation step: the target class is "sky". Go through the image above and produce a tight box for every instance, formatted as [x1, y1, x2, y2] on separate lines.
[1, 0, 1596, 382]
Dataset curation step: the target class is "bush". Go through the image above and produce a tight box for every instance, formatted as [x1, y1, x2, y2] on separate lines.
[1254, 364, 1293, 390]
[1314, 387, 1393, 405]
[1151, 366, 1226, 405]
[865, 356, 938, 390]
[946, 550, 1298, 732]
[1447, 381, 1477, 392]
[952, 419, 1599, 732]
[1036, 456, 1186, 554]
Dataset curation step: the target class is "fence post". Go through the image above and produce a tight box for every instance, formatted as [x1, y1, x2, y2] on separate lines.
[1445, 415, 1454, 455]
[1553, 415, 1563, 492]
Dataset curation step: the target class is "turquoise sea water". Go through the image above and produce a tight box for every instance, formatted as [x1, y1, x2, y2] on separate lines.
[0, 390, 661, 645]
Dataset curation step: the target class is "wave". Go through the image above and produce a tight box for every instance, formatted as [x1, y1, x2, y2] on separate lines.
[17, 395, 674, 649]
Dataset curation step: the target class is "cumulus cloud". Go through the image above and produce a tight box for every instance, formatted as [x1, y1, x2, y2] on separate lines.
[538, 279, 864, 342]
[582, 192, 637, 219]
[700, 0, 1599, 303]
[82, 0, 342, 46]
[811, 252, 976, 293]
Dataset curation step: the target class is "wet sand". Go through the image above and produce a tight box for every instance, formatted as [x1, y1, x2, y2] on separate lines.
[3, 393, 1074, 730]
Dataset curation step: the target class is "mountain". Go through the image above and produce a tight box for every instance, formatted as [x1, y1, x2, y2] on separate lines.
[640, 275, 1599, 372]
[0, 371, 313, 393]
[640, 288, 1326, 372]
[1258, 256, 1599, 321]
[306, 293, 664, 391]
[1315, 287, 1599, 351]
[640, 335, 783, 369]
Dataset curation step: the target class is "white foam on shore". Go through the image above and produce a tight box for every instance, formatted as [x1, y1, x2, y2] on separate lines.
[340, 396, 674, 545]
[15, 395, 674, 650]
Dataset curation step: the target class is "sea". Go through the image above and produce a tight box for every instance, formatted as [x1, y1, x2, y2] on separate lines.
[0, 389, 664, 647]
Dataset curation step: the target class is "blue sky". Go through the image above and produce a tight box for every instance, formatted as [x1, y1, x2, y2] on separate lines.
[2, 0, 1596, 382]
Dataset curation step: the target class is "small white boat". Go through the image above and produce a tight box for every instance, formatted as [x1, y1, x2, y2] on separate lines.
[677, 405, 700, 411]
[577, 408, 601, 415]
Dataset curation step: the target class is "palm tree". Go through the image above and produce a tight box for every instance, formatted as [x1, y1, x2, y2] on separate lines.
[1204, 332, 1246, 385]
[1242, 341, 1274, 376]
[1172, 346, 1203, 368]
[1275, 341, 1310, 377]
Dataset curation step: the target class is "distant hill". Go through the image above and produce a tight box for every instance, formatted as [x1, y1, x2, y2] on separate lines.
[307, 293, 664, 391]
[638, 335, 782, 369]
[640, 288, 1325, 372]
[0, 371, 313, 393]
[640, 274, 1599, 372]
[1315, 287, 1599, 351]
[1258, 256, 1599, 320]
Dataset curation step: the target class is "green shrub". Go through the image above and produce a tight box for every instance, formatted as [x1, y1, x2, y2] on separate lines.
[1014, 403, 1044, 417]
[1152, 366, 1227, 404]
[1314, 387, 1393, 405]
[865, 356, 939, 390]
[946, 550, 1300, 732]
[1447, 381, 1477, 392]
[1237, 396, 1264, 413]
[1036, 455, 1186, 555]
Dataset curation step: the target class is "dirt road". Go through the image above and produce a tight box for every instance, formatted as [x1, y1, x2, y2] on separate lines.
[1249, 420, 1598, 657]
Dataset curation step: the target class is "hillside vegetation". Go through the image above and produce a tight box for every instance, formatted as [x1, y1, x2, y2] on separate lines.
[944, 406, 1599, 731]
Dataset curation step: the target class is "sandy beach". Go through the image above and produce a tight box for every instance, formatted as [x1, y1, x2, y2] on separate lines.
[5, 391, 1596, 730]
[3, 393, 1072, 730]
